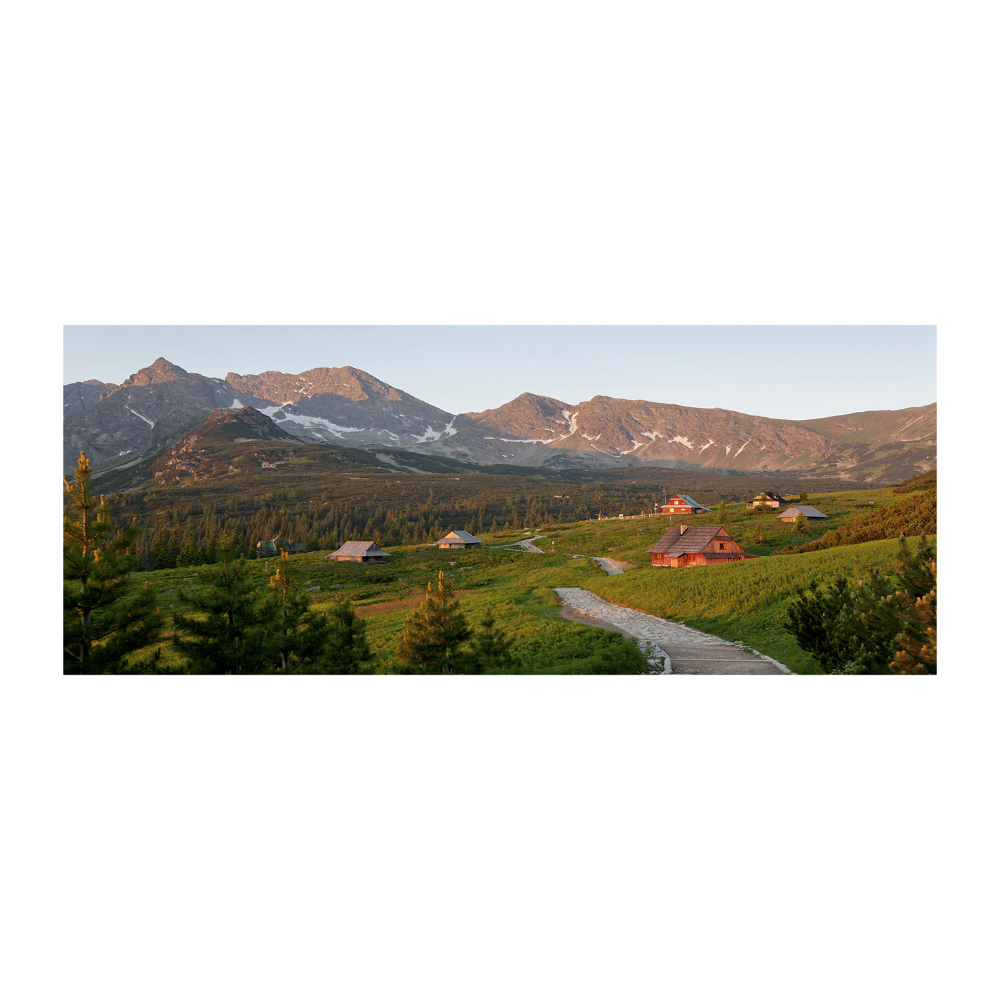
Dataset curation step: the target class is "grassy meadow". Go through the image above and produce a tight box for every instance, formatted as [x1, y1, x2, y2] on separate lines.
[118, 483, 931, 673]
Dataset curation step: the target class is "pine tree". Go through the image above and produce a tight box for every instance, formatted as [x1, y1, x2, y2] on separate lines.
[177, 532, 198, 567]
[264, 551, 373, 672]
[396, 570, 471, 672]
[171, 537, 279, 673]
[715, 499, 728, 525]
[857, 536, 937, 675]
[465, 608, 517, 673]
[889, 583, 936, 674]
[266, 549, 315, 672]
[316, 598, 374, 673]
[793, 512, 810, 534]
[64, 452, 162, 673]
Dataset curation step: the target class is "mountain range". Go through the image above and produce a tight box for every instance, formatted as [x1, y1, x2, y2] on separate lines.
[64, 358, 937, 483]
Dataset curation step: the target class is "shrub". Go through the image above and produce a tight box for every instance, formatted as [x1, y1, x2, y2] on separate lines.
[784, 536, 936, 674]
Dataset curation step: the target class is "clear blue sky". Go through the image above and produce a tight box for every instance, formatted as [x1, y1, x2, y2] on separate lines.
[63, 326, 936, 420]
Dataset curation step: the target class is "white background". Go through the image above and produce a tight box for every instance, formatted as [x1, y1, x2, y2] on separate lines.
[5, 2, 994, 998]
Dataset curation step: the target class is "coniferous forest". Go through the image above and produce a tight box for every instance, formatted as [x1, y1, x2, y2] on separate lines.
[97, 464, 882, 571]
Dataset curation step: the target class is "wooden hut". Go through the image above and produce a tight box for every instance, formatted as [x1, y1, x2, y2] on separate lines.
[646, 524, 758, 568]
[776, 505, 828, 523]
[326, 541, 389, 563]
[256, 537, 307, 557]
[659, 493, 711, 516]
[746, 490, 785, 509]
[436, 530, 482, 550]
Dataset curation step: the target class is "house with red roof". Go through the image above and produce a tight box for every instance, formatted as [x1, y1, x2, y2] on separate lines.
[659, 494, 711, 516]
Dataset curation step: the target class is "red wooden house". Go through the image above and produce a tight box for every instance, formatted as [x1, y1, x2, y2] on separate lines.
[646, 524, 758, 568]
[660, 493, 711, 516]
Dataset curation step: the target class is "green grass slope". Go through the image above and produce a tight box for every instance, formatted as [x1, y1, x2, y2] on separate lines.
[587, 537, 920, 673]
[107, 483, 931, 674]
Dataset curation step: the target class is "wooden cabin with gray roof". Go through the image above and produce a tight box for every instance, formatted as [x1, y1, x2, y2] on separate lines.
[436, 530, 482, 550]
[776, 504, 828, 523]
[746, 490, 785, 509]
[326, 541, 389, 563]
[646, 524, 758, 568]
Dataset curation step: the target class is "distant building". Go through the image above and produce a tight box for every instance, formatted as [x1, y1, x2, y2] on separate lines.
[646, 524, 758, 568]
[326, 541, 389, 563]
[660, 494, 711, 516]
[746, 490, 785, 509]
[776, 505, 828, 522]
[436, 530, 482, 549]
[256, 537, 307, 557]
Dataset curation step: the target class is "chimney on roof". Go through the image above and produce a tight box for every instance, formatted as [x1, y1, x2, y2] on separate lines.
[679, 524, 688, 535]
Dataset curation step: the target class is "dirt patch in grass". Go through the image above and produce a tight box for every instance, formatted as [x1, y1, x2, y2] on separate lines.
[355, 589, 475, 619]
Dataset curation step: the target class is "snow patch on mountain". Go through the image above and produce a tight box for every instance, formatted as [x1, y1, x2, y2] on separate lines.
[277, 411, 365, 438]
[499, 436, 562, 445]
[125, 405, 154, 428]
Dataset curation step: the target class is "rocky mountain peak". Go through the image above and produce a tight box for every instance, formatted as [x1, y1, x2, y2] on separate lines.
[119, 357, 194, 389]
[225, 365, 415, 405]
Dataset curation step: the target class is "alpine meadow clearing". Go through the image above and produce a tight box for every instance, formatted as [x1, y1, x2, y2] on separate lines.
[106, 481, 935, 674]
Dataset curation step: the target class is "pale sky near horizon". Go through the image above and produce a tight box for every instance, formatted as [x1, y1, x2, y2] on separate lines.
[63, 325, 935, 421]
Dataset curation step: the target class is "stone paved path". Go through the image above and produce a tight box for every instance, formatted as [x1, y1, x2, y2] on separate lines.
[513, 536, 545, 553]
[590, 557, 636, 575]
[553, 587, 791, 675]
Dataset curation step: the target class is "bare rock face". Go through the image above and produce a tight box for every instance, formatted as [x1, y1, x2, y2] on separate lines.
[63, 379, 118, 417]
[415, 393, 937, 481]
[226, 366, 414, 405]
[63, 359, 237, 471]
[223, 365, 457, 450]
[116, 357, 194, 390]
[63, 357, 937, 483]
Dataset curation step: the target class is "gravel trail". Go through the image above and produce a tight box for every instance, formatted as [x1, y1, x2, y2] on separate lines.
[553, 587, 791, 675]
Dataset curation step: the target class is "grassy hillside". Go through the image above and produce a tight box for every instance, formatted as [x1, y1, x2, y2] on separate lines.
[123, 541, 631, 673]
[112, 481, 928, 674]
[587, 537, 919, 673]
[518, 483, 925, 563]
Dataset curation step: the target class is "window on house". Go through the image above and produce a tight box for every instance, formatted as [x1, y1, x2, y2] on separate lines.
[719, 542, 727, 550]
